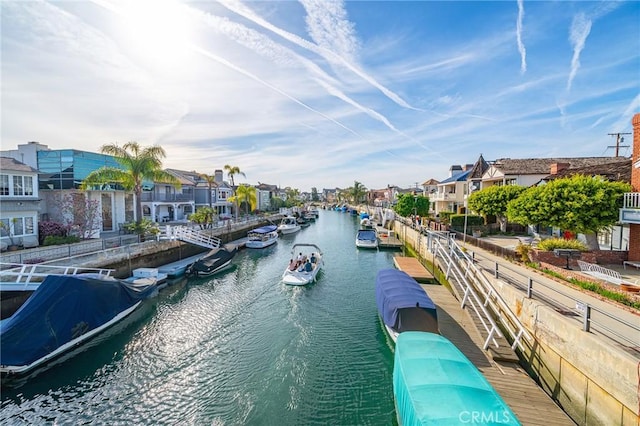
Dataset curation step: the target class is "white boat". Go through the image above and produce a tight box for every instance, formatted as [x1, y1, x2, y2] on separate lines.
[246, 225, 279, 249]
[124, 268, 168, 289]
[355, 228, 378, 249]
[278, 216, 301, 234]
[157, 254, 206, 278]
[282, 243, 324, 286]
[0, 274, 157, 379]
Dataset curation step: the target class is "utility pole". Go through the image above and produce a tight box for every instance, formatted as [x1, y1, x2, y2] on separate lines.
[607, 132, 631, 156]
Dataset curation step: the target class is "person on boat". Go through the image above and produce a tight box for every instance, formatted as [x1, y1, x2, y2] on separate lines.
[310, 253, 317, 264]
[296, 252, 304, 268]
[304, 259, 313, 273]
[289, 259, 297, 271]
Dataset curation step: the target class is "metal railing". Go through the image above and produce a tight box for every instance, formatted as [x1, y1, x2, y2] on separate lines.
[0, 262, 115, 291]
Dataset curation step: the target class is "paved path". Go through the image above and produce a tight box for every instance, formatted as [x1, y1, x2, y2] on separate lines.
[463, 237, 640, 355]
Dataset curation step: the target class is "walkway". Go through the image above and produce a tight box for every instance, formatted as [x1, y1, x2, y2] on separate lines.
[426, 284, 574, 425]
[395, 256, 573, 424]
[465, 236, 640, 354]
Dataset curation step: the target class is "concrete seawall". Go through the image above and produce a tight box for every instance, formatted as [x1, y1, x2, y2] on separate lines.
[392, 219, 640, 426]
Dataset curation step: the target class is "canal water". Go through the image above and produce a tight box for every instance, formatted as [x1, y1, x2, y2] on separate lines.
[1, 210, 402, 425]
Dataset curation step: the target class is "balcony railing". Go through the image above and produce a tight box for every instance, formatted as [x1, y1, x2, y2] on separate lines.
[619, 193, 640, 224]
[140, 193, 194, 202]
[623, 192, 640, 209]
[429, 193, 456, 201]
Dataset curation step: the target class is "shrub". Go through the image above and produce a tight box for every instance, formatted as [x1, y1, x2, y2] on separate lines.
[515, 243, 533, 262]
[450, 214, 484, 228]
[43, 235, 80, 246]
[537, 237, 588, 251]
[38, 221, 69, 244]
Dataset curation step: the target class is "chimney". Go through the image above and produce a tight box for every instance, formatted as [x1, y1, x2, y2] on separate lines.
[215, 169, 223, 183]
[550, 162, 570, 175]
[449, 165, 462, 177]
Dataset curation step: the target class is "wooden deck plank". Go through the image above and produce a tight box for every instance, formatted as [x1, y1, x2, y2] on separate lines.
[393, 256, 434, 283]
[420, 284, 574, 426]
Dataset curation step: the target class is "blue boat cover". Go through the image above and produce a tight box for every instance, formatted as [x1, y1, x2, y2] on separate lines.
[0, 275, 156, 368]
[394, 332, 521, 425]
[375, 269, 437, 333]
[249, 225, 278, 234]
[357, 230, 377, 241]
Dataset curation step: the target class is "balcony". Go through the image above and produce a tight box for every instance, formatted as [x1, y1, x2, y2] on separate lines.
[140, 193, 194, 202]
[619, 193, 640, 224]
[429, 192, 456, 202]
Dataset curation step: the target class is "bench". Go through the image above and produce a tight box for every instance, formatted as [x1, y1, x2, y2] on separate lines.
[577, 260, 626, 285]
[622, 261, 640, 270]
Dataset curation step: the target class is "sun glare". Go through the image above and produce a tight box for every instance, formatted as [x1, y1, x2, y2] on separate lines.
[119, 0, 195, 75]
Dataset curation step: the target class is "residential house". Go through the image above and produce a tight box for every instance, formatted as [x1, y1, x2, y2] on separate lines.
[1, 142, 134, 235]
[0, 157, 40, 250]
[141, 170, 196, 223]
[255, 183, 279, 211]
[430, 164, 474, 215]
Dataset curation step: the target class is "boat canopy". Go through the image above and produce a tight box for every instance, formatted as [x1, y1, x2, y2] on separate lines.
[0, 275, 156, 368]
[375, 269, 438, 334]
[249, 225, 278, 234]
[393, 332, 520, 425]
[357, 229, 377, 241]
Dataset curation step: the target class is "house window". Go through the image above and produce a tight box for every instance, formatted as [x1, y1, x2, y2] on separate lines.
[13, 176, 23, 196]
[0, 175, 8, 195]
[25, 217, 34, 234]
[12, 217, 24, 236]
[24, 176, 34, 196]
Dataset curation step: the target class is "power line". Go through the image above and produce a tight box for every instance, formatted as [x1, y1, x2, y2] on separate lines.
[607, 132, 631, 157]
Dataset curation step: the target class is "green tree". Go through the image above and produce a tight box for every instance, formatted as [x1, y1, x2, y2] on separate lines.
[285, 187, 300, 207]
[224, 164, 246, 219]
[468, 185, 526, 232]
[231, 184, 257, 216]
[506, 175, 631, 249]
[81, 142, 180, 224]
[393, 193, 430, 217]
[199, 173, 217, 209]
[190, 207, 215, 229]
[348, 181, 367, 205]
[311, 187, 319, 202]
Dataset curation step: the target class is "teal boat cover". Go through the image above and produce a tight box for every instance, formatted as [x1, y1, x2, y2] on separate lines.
[393, 332, 521, 426]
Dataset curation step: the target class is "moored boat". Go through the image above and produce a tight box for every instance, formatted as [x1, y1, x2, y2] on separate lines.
[375, 269, 438, 342]
[278, 216, 301, 234]
[157, 253, 206, 278]
[246, 225, 279, 249]
[124, 268, 168, 289]
[185, 245, 237, 277]
[0, 274, 157, 379]
[393, 332, 520, 425]
[282, 243, 324, 286]
[356, 228, 378, 249]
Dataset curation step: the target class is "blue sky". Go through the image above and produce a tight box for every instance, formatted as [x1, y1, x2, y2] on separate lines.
[2, 0, 639, 192]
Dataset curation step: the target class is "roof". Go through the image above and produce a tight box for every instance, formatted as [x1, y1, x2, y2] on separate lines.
[421, 178, 439, 186]
[468, 154, 490, 179]
[438, 169, 472, 184]
[491, 156, 630, 175]
[543, 159, 631, 183]
[0, 157, 38, 173]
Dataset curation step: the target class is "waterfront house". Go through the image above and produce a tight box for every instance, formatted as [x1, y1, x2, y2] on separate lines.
[0, 157, 40, 250]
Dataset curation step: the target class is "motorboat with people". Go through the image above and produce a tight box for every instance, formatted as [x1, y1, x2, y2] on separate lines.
[0, 274, 157, 379]
[246, 224, 279, 249]
[277, 216, 301, 234]
[393, 332, 520, 425]
[185, 245, 237, 277]
[375, 269, 439, 342]
[282, 243, 324, 286]
[355, 228, 378, 249]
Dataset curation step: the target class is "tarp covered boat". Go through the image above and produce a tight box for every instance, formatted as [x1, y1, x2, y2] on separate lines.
[0, 274, 157, 377]
[375, 269, 438, 341]
[186, 245, 237, 277]
[393, 332, 520, 425]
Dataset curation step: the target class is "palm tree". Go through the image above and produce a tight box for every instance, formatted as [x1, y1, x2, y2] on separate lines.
[81, 142, 180, 224]
[349, 181, 367, 205]
[199, 173, 217, 209]
[234, 184, 257, 216]
[223, 164, 245, 187]
[224, 164, 246, 219]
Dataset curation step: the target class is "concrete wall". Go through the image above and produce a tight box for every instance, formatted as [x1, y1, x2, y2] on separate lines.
[392, 219, 640, 426]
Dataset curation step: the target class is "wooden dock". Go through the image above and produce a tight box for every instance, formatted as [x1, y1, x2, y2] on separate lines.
[393, 256, 434, 283]
[376, 227, 403, 250]
[424, 284, 574, 425]
[392, 259, 573, 424]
